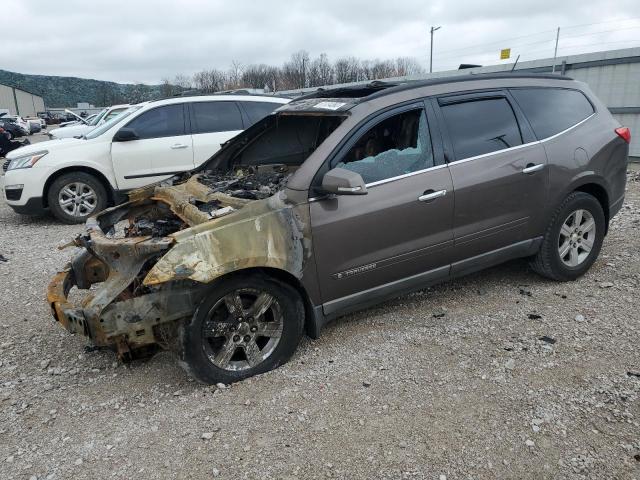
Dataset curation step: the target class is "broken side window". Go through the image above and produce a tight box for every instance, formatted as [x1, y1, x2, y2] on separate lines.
[336, 108, 434, 184]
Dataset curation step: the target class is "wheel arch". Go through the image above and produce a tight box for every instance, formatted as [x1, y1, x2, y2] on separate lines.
[43, 166, 116, 208]
[572, 182, 610, 234]
[205, 267, 323, 340]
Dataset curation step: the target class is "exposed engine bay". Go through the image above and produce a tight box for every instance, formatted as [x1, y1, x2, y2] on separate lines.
[112, 164, 294, 240]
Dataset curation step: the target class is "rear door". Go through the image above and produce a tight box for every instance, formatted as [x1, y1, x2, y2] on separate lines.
[111, 103, 193, 189]
[433, 91, 549, 263]
[189, 101, 244, 167]
[311, 102, 454, 312]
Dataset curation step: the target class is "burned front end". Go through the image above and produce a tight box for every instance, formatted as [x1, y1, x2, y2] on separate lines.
[47, 166, 305, 360]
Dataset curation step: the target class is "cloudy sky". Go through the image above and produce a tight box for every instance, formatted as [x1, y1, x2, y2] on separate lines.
[4, 0, 639, 84]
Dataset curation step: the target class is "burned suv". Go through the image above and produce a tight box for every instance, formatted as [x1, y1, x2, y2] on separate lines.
[48, 74, 630, 384]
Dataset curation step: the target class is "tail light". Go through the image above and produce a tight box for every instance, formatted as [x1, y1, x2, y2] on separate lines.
[615, 127, 631, 144]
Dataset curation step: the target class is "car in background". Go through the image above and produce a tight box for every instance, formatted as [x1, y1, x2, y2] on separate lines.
[27, 120, 41, 133]
[0, 114, 31, 135]
[50, 105, 129, 139]
[3, 94, 290, 223]
[26, 117, 47, 129]
[0, 118, 28, 139]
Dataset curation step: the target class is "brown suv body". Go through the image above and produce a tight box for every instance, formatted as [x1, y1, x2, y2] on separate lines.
[48, 74, 629, 382]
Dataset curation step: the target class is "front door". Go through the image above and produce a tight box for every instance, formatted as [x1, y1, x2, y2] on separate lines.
[434, 92, 549, 262]
[111, 103, 193, 190]
[311, 103, 454, 313]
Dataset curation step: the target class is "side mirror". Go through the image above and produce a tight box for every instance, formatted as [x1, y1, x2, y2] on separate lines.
[113, 127, 139, 142]
[321, 167, 368, 195]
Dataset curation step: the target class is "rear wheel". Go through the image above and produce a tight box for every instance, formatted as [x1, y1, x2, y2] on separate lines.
[181, 274, 305, 384]
[47, 172, 108, 224]
[531, 192, 605, 281]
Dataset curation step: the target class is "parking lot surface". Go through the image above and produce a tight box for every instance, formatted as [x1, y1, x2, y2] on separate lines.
[0, 167, 639, 480]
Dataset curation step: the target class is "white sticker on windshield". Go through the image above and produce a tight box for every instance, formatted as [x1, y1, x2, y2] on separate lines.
[313, 101, 346, 110]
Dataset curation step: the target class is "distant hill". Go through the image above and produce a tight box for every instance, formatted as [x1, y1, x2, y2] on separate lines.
[0, 69, 178, 108]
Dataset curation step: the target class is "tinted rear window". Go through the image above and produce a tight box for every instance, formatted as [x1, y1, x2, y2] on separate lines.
[191, 101, 243, 134]
[241, 101, 281, 125]
[510, 88, 594, 140]
[440, 98, 523, 159]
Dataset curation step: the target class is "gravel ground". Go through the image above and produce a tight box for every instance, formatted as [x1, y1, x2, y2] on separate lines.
[0, 167, 639, 480]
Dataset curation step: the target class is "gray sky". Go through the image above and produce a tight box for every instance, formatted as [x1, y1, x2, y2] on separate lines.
[4, 0, 639, 84]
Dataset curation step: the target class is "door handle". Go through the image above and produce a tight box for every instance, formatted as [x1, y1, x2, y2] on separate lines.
[522, 163, 544, 174]
[418, 189, 447, 202]
[170, 143, 188, 149]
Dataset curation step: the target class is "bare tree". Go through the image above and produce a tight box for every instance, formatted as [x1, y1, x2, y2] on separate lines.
[160, 78, 175, 98]
[227, 60, 244, 89]
[188, 52, 424, 93]
[173, 74, 192, 89]
[193, 69, 227, 92]
[394, 57, 424, 77]
[282, 50, 309, 89]
[308, 53, 333, 87]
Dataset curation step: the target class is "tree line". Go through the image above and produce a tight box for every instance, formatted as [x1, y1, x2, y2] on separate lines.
[160, 50, 424, 96]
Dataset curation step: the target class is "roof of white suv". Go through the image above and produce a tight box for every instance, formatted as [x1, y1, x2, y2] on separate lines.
[145, 94, 290, 107]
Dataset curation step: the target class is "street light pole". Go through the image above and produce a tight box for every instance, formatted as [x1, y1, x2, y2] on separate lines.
[430, 26, 441, 73]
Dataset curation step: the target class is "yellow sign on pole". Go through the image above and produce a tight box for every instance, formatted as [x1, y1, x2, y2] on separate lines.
[500, 48, 511, 60]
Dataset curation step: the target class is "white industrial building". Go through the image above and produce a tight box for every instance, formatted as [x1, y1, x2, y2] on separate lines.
[0, 84, 46, 117]
[280, 47, 640, 158]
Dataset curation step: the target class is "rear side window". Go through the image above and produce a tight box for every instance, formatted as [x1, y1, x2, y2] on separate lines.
[190, 101, 243, 134]
[241, 101, 281, 125]
[440, 98, 523, 160]
[126, 104, 185, 140]
[510, 88, 594, 140]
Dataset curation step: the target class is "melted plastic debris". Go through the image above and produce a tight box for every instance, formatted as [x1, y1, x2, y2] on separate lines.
[198, 170, 290, 200]
[125, 218, 184, 238]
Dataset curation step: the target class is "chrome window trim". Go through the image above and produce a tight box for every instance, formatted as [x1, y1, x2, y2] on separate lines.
[539, 112, 595, 143]
[365, 163, 448, 188]
[309, 111, 596, 200]
[447, 112, 596, 167]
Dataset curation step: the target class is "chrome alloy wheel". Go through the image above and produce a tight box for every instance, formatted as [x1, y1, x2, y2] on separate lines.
[57, 182, 98, 217]
[558, 209, 596, 267]
[202, 288, 284, 371]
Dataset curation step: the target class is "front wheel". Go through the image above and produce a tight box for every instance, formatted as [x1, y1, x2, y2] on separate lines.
[181, 274, 305, 384]
[531, 191, 606, 281]
[47, 172, 108, 224]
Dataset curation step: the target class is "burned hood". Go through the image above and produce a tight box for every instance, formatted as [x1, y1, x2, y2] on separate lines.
[143, 189, 309, 285]
[91, 165, 311, 288]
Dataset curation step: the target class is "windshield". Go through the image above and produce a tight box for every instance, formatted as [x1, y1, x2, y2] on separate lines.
[88, 108, 108, 126]
[202, 112, 345, 172]
[84, 106, 143, 140]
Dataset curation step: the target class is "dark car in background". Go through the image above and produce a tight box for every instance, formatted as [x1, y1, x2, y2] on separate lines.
[0, 117, 28, 139]
[47, 73, 629, 384]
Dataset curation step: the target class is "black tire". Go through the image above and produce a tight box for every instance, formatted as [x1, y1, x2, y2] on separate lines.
[531, 191, 606, 281]
[47, 172, 108, 224]
[181, 274, 305, 384]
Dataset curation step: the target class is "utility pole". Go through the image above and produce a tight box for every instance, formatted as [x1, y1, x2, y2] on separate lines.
[302, 56, 306, 89]
[430, 26, 441, 73]
[552, 27, 560, 73]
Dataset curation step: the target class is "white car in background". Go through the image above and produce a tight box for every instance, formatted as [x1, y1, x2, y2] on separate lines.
[4, 95, 290, 223]
[50, 105, 130, 139]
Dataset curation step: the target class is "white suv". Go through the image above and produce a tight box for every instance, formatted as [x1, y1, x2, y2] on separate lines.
[3, 95, 290, 223]
[50, 105, 130, 140]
